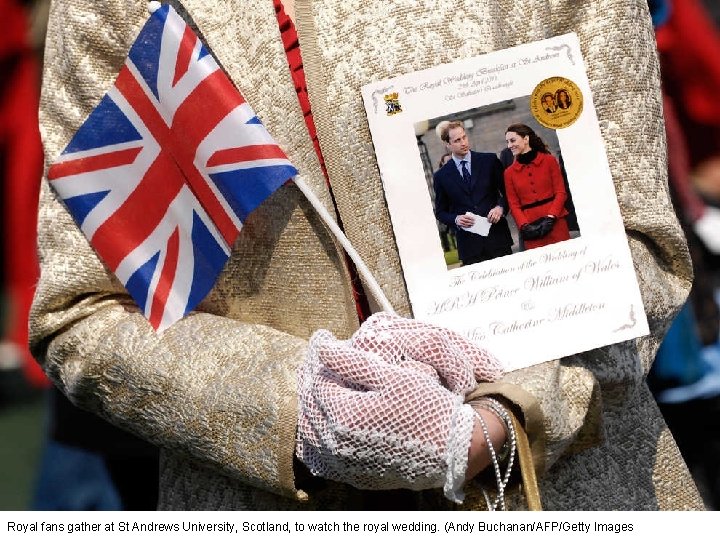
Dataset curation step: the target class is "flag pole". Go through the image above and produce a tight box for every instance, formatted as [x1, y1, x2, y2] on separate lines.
[293, 177, 396, 315]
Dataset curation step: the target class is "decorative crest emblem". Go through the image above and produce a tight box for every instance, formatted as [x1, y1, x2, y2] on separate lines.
[383, 92, 402, 116]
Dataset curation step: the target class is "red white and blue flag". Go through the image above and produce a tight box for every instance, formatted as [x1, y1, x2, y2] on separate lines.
[47, 4, 297, 332]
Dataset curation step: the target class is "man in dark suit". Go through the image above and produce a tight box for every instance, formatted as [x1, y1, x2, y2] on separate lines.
[542, 93, 557, 113]
[434, 120, 513, 265]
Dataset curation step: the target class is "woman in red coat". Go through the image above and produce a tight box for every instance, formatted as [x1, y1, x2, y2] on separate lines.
[504, 123, 570, 249]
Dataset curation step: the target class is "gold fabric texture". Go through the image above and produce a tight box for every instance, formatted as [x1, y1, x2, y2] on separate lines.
[31, 0, 704, 510]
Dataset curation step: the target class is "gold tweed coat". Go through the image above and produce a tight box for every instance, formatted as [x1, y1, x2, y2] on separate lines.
[31, 0, 705, 510]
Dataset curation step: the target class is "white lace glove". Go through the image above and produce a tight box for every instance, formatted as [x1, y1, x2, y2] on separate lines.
[296, 314, 504, 502]
[349, 312, 503, 393]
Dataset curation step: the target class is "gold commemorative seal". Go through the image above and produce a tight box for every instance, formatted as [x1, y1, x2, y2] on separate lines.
[530, 77, 583, 129]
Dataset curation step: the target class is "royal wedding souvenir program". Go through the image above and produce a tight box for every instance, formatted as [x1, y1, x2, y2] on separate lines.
[361, 33, 649, 371]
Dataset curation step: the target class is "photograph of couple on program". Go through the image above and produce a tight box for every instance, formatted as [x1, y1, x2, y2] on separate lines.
[415, 96, 581, 270]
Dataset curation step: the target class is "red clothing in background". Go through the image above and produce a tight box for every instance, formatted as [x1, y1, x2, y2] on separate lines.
[656, 0, 720, 167]
[1, 0, 45, 386]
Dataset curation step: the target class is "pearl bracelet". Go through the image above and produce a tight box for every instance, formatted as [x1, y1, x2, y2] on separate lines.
[471, 397, 517, 511]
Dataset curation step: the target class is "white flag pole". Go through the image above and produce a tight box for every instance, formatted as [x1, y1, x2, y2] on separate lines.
[293, 177, 396, 315]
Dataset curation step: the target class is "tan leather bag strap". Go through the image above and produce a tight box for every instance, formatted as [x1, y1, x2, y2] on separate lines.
[509, 410, 542, 511]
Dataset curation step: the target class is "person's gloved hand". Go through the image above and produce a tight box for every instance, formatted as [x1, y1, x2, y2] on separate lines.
[520, 215, 555, 240]
[296, 328, 476, 501]
[348, 312, 503, 394]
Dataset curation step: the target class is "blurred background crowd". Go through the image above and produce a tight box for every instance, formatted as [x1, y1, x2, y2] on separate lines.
[1, 0, 719, 510]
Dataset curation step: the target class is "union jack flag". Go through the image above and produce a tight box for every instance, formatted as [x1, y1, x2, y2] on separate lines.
[47, 4, 297, 332]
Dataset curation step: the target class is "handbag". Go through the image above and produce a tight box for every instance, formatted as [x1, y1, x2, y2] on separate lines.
[509, 409, 542, 510]
[520, 216, 555, 241]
